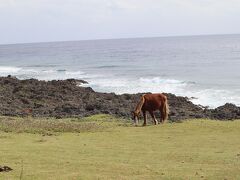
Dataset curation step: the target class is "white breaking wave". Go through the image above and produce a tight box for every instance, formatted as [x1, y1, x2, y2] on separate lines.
[65, 71, 85, 76]
[87, 76, 189, 94]
[186, 89, 240, 108]
[0, 66, 22, 74]
[87, 76, 240, 108]
[139, 77, 184, 85]
[0, 66, 101, 82]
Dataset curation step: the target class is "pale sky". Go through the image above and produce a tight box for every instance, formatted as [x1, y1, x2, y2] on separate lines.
[1, 0, 240, 44]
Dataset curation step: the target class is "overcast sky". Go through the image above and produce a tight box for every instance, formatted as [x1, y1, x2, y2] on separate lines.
[1, 0, 240, 44]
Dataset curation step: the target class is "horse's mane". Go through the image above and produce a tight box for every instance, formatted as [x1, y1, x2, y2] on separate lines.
[134, 94, 145, 114]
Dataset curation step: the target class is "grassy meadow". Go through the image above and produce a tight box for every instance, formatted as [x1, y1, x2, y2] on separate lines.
[0, 115, 240, 180]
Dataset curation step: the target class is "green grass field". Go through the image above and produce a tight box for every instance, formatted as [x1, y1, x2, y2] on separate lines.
[0, 115, 240, 180]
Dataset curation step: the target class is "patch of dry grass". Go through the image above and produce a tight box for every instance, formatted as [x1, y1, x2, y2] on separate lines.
[0, 115, 127, 135]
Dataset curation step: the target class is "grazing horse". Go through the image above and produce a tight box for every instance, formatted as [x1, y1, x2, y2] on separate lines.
[133, 93, 169, 126]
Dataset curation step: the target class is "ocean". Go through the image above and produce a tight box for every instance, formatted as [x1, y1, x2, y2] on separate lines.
[0, 34, 239, 108]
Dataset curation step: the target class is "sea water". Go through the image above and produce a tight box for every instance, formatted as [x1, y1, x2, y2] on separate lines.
[0, 34, 239, 108]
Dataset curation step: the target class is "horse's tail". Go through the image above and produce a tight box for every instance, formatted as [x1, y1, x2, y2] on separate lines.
[162, 96, 169, 122]
[135, 95, 145, 114]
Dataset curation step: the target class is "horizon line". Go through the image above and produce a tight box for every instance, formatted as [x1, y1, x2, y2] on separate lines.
[1, 33, 240, 46]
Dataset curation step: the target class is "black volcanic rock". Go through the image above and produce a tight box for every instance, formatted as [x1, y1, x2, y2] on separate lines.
[206, 103, 240, 120]
[0, 165, 13, 172]
[0, 76, 239, 121]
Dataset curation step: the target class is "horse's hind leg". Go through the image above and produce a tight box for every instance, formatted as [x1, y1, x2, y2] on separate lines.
[142, 110, 147, 126]
[149, 111, 158, 125]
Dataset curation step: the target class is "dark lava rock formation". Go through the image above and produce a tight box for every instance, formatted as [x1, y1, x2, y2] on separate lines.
[0, 166, 12, 172]
[0, 76, 239, 121]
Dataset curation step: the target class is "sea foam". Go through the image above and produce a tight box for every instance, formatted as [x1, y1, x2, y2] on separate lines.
[0, 66, 21, 73]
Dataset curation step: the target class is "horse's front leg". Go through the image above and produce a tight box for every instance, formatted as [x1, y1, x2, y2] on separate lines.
[149, 111, 158, 125]
[142, 110, 147, 126]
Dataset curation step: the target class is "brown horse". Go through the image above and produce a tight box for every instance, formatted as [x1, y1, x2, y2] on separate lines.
[133, 93, 169, 126]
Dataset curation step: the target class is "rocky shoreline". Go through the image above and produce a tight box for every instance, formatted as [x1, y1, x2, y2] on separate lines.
[0, 76, 239, 121]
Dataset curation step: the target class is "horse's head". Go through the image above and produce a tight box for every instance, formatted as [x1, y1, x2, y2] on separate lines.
[132, 111, 140, 125]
